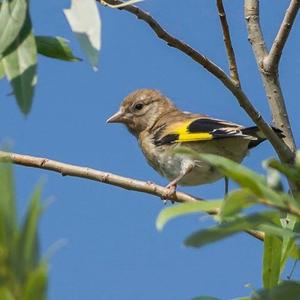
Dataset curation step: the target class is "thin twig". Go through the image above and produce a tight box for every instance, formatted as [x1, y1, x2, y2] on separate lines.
[244, 0, 296, 162]
[99, 0, 294, 164]
[216, 0, 240, 86]
[259, 198, 300, 220]
[0, 150, 264, 241]
[264, 0, 300, 72]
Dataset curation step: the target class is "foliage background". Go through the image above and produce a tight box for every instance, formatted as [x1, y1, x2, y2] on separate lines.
[0, 0, 299, 299]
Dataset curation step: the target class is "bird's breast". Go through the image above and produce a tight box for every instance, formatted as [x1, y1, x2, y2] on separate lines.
[139, 133, 250, 186]
[138, 133, 218, 185]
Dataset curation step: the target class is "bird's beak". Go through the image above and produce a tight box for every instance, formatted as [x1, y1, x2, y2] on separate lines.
[106, 110, 125, 123]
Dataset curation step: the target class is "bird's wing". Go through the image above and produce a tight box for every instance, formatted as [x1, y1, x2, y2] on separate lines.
[154, 117, 251, 146]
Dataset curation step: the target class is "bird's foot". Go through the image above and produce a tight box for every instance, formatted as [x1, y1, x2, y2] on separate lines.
[161, 182, 177, 204]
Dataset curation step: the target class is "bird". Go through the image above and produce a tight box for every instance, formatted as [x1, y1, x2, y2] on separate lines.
[107, 89, 283, 199]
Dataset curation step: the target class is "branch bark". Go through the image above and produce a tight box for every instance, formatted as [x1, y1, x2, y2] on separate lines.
[0, 150, 264, 241]
[244, 0, 298, 159]
[0, 151, 200, 203]
[216, 0, 240, 86]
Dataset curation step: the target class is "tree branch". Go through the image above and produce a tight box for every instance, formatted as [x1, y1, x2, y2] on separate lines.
[244, 0, 297, 163]
[216, 0, 240, 86]
[100, 0, 232, 90]
[244, 0, 268, 60]
[0, 150, 264, 241]
[0, 151, 200, 203]
[264, 0, 300, 72]
[99, 0, 294, 164]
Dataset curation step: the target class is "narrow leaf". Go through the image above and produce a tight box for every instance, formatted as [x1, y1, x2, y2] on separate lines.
[267, 159, 300, 189]
[23, 263, 48, 300]
[36, 35, 80, 62]
[16, 184, 42, 280]
[280, 215, 297, 273]
[0, 60, 4, 79]
[2, 14, 37, 115]
[285, 217, 300, 263]
[221, 189, 258, 219]
[0, 162, 17, 246]
[288, 242, 300, 260]
[196, 153, 284, 205]
[156, 200, 222, 231]
[263, 233, 282, 288]
[185, 211, 279, 248]
[64, 0, 101, 70]
[0, 0, 27, 55]
[258, 224, 298, 239]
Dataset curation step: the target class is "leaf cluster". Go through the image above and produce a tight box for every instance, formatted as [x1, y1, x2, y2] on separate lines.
[157, 150, 300, 299]
[0, 0, 80, 115]
[0, 162, 47, 300]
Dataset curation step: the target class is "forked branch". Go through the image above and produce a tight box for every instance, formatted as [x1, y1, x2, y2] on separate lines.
[244, 0, 298, 158]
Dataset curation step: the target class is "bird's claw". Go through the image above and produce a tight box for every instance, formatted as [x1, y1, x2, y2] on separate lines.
[161, 183, 177, 204]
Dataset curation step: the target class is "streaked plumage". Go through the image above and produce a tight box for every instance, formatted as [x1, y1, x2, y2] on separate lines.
[107, 89, 283, 196]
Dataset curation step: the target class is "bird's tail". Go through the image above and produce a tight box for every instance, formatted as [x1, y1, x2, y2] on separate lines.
[242, 126, 285, 149]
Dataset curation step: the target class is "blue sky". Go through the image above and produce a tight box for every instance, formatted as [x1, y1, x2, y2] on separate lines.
[0, 1, 300, 299]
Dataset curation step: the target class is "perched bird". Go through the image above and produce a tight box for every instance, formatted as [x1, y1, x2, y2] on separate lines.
[107, 89, 282, 198]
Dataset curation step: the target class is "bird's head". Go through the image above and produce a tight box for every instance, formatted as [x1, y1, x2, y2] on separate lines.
[107, 89, 175, 137]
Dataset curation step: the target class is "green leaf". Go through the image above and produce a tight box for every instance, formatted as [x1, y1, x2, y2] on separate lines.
[288, 242, 300, 260]
[0, 60, 4, 79]
[2, 13, 37, 115]
[156, 200, 222, 231]
[23, 263, 48, 300]
[64, 0, 101, 70]
[0, 162, 17, 246]
[36, 35, 80, 62]
[0, 0, 27, 55]
[263, 230, 283, 288]
[267, 159, 300, 189]
[252, 281, 300, 300]
[280, 215, 297, 273]
[0, 287, 14, 300]
[221, 189, 258, 219]
[16, 184, 42, 280]
[185, 211, 280, 248]
[197, 154, 284, 205]
[278, 220, 300, 273]
[258, 224, 298, 239]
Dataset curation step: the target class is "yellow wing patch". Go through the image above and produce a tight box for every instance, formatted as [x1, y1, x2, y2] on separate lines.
[176, 132, 213, 142]
[168, 118, 213, 142]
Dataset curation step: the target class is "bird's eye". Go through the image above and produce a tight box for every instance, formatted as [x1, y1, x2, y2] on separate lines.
[134, 103, 144, 111]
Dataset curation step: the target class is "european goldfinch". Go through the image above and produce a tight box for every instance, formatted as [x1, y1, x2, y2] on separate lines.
[107, 89, 282, 197]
